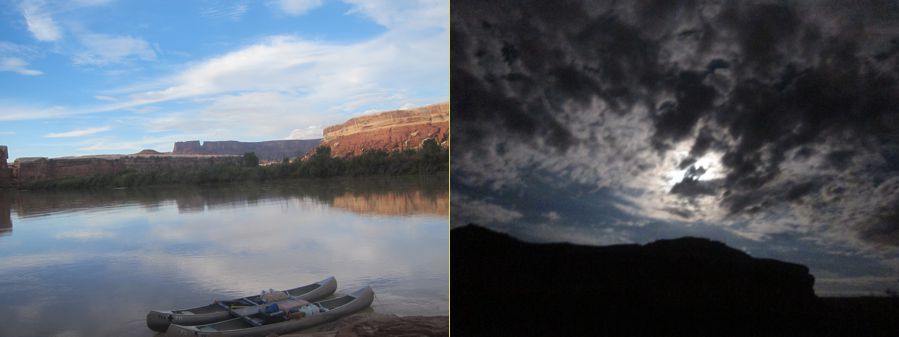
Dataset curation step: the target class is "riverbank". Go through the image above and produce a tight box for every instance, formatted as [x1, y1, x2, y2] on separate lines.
[8, 143, 447, 191]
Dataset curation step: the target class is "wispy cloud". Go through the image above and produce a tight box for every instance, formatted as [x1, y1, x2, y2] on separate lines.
[0, 57, 42, 75]
[20, 0, 62, 41]
[273, 0, 322, 16]
[44, 126, 111, 138]
[451, 194, 523, 227]
[201, 2, 249, 20]
[343, 0, 447, 29]
[74, 133, 205, 152]
[0, 103, 73, 121]
[287, 125, 322, 140]
[73, 32, 156, 65]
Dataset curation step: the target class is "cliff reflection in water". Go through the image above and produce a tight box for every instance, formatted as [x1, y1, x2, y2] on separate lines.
[0, 193, 10, 236]
[2, 176, 447, 221]
[331, 191, 448, 216]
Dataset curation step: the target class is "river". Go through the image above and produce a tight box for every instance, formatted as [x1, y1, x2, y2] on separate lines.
[0, 176, 448, 337]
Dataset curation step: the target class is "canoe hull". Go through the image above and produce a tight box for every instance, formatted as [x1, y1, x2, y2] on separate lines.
[165, 286, 374, 337]
[147, 276, 337, 332]
[147, 309, 231, 333]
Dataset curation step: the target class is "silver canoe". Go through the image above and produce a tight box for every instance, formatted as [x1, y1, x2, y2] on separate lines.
[164, 286, 374, 337]
[147, 276, 337, 332]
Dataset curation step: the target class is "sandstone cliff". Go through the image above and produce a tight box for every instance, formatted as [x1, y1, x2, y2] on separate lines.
[173, 139, 320, 161]
[318, 103, 448, 157]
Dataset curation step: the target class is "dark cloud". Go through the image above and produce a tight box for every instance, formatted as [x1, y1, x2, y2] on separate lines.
[670, 166, 719, 198]
[452, 0, 899, 249]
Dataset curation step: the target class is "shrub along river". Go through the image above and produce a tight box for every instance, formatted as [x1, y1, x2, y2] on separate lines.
[0, 175, 448, 337]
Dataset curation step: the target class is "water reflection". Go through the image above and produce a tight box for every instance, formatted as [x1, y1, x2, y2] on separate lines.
[0, 193, 10, 236]
[0, 176, 447, 337]
[5, 176, 447, 219]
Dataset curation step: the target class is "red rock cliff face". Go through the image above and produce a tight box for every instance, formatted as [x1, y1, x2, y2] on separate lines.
[318, 103, 449, 157]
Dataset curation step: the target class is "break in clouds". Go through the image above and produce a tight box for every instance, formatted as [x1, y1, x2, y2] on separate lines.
[451, 0, 899, 251]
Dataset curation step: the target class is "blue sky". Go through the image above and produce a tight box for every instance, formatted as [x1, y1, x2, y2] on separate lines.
[0, 0, 448, 160]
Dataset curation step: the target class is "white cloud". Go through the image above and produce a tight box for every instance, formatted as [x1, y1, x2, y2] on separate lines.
[73, 32, 156, 65]
[0, 57, 43, 76]
[0, 131, 16, 136]
[342, 0, 447, 29]
[21, 1, 62, 41]
[0, 103, 73, 121]
[123, 36, 336, 105]
[44, 126, 111, 138]
[287, 126, 323, 140]
[274, 0, 322, 16]
[451, 194, 523, 227]
[0, 41, 36, 56]
[202, 2, 249, 20]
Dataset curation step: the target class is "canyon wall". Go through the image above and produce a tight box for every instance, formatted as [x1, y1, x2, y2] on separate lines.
[318, 103, 449, 157]
[11, 154, 241, 183]
[173, 139, 320, 161]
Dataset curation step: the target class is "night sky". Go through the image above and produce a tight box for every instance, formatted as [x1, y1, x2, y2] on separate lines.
[451, 0, 899, 294]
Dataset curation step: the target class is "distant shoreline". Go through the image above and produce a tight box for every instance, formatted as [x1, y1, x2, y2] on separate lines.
[3, 143, 448, 191]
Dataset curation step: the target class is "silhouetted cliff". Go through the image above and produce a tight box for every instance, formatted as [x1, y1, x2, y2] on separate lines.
[173, 139, 320, 161]
[452, 225, 899, 336]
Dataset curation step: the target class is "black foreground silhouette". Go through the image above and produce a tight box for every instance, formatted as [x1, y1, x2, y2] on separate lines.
[452, 224, 899, 336]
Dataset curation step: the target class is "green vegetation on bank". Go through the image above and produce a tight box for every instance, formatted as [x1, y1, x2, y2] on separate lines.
[20, 140, 448, 190]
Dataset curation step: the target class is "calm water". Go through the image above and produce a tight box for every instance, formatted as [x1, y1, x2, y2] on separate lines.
[0, 176, 448, 337]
